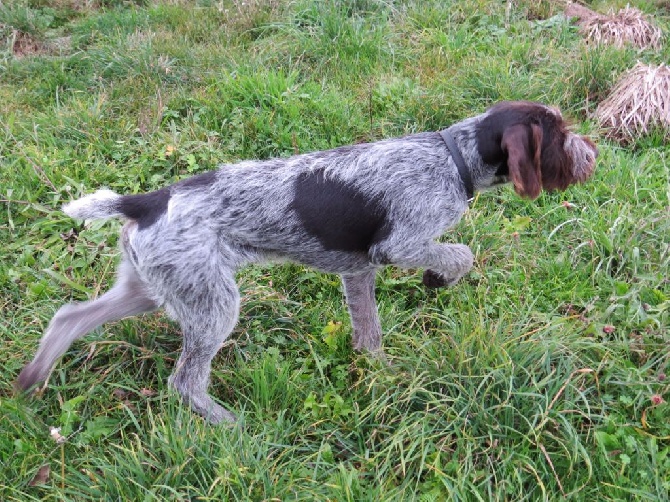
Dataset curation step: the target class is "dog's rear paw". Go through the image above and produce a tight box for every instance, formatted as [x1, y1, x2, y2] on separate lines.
[15, 362, 46, 393]
[180, 390, 238, 425]
[205, 403, 238, 425]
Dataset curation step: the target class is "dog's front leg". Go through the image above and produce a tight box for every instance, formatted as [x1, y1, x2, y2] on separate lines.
[370, 240, 474, 289]
[341, 269, 383, 353]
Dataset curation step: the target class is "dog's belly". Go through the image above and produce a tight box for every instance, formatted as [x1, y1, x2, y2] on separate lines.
[282, 248, 375, 274]
[231, 238, 376, 274]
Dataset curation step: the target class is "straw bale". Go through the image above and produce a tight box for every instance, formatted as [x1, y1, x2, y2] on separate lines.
[566, 3, 662, 49]
[595, 63, 670, 143]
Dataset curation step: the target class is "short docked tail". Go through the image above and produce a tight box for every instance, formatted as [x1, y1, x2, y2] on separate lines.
[62, 189, 124, 220]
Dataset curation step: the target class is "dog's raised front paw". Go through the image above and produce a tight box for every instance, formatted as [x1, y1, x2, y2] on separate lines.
[422, 269, 459, 288]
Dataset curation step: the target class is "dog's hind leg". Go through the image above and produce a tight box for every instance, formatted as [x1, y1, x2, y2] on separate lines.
[17, 259, 158, 391]
[342, 269, 383, 353]
[166, 271, 240, 424]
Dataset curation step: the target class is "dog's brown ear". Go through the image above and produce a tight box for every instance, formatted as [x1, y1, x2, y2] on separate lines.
[501, 122, 543, 199]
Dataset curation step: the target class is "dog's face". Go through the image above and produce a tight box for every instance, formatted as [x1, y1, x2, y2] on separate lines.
[476, 101, 598, 199]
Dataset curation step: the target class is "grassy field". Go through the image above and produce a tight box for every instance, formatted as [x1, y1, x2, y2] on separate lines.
[1, 0, 669, 499]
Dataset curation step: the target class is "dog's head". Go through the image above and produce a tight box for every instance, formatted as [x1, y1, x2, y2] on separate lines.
[476, 101, 597, 199]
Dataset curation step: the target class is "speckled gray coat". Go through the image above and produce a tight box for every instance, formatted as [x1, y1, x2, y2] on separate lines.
[18, 101, 598, 423]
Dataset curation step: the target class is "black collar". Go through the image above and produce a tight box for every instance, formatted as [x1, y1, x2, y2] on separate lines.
[439, 129, 474, 200]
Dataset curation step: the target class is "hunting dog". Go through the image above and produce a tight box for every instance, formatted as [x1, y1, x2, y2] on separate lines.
[18, 101, 597, 423]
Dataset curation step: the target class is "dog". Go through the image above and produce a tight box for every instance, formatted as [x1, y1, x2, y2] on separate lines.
[17, 101, 598, 423]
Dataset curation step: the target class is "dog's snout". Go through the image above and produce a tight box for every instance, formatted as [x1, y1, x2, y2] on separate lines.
[584, 137, 598, 159]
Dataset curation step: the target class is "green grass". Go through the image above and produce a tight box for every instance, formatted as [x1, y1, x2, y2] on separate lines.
[1, 0, 669, 499]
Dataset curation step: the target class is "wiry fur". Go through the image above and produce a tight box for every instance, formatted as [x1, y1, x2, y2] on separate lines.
[17, 101, 597, 424]
[63, 189, 122, 219]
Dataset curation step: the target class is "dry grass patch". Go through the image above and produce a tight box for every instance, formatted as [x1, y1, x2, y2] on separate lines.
[218, 0, 284, 35]
[2, 27, 72, 57]
[4, 28, 45, 57]
[594, 62, 670, 144]
[565, 2, 663, 49]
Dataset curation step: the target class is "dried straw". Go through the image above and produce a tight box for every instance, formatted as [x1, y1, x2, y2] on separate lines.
[565, 2, 663, 50]
[594, 63, 670, 143]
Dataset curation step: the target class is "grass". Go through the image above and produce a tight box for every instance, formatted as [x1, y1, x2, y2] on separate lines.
[1, 0, 669, 499]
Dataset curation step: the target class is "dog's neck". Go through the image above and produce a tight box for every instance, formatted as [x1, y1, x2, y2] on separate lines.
[446, 113, 510, 195]
[438, 128, 474, 200]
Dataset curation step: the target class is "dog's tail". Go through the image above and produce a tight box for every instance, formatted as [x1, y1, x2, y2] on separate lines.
[62, 189, 124, 220]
